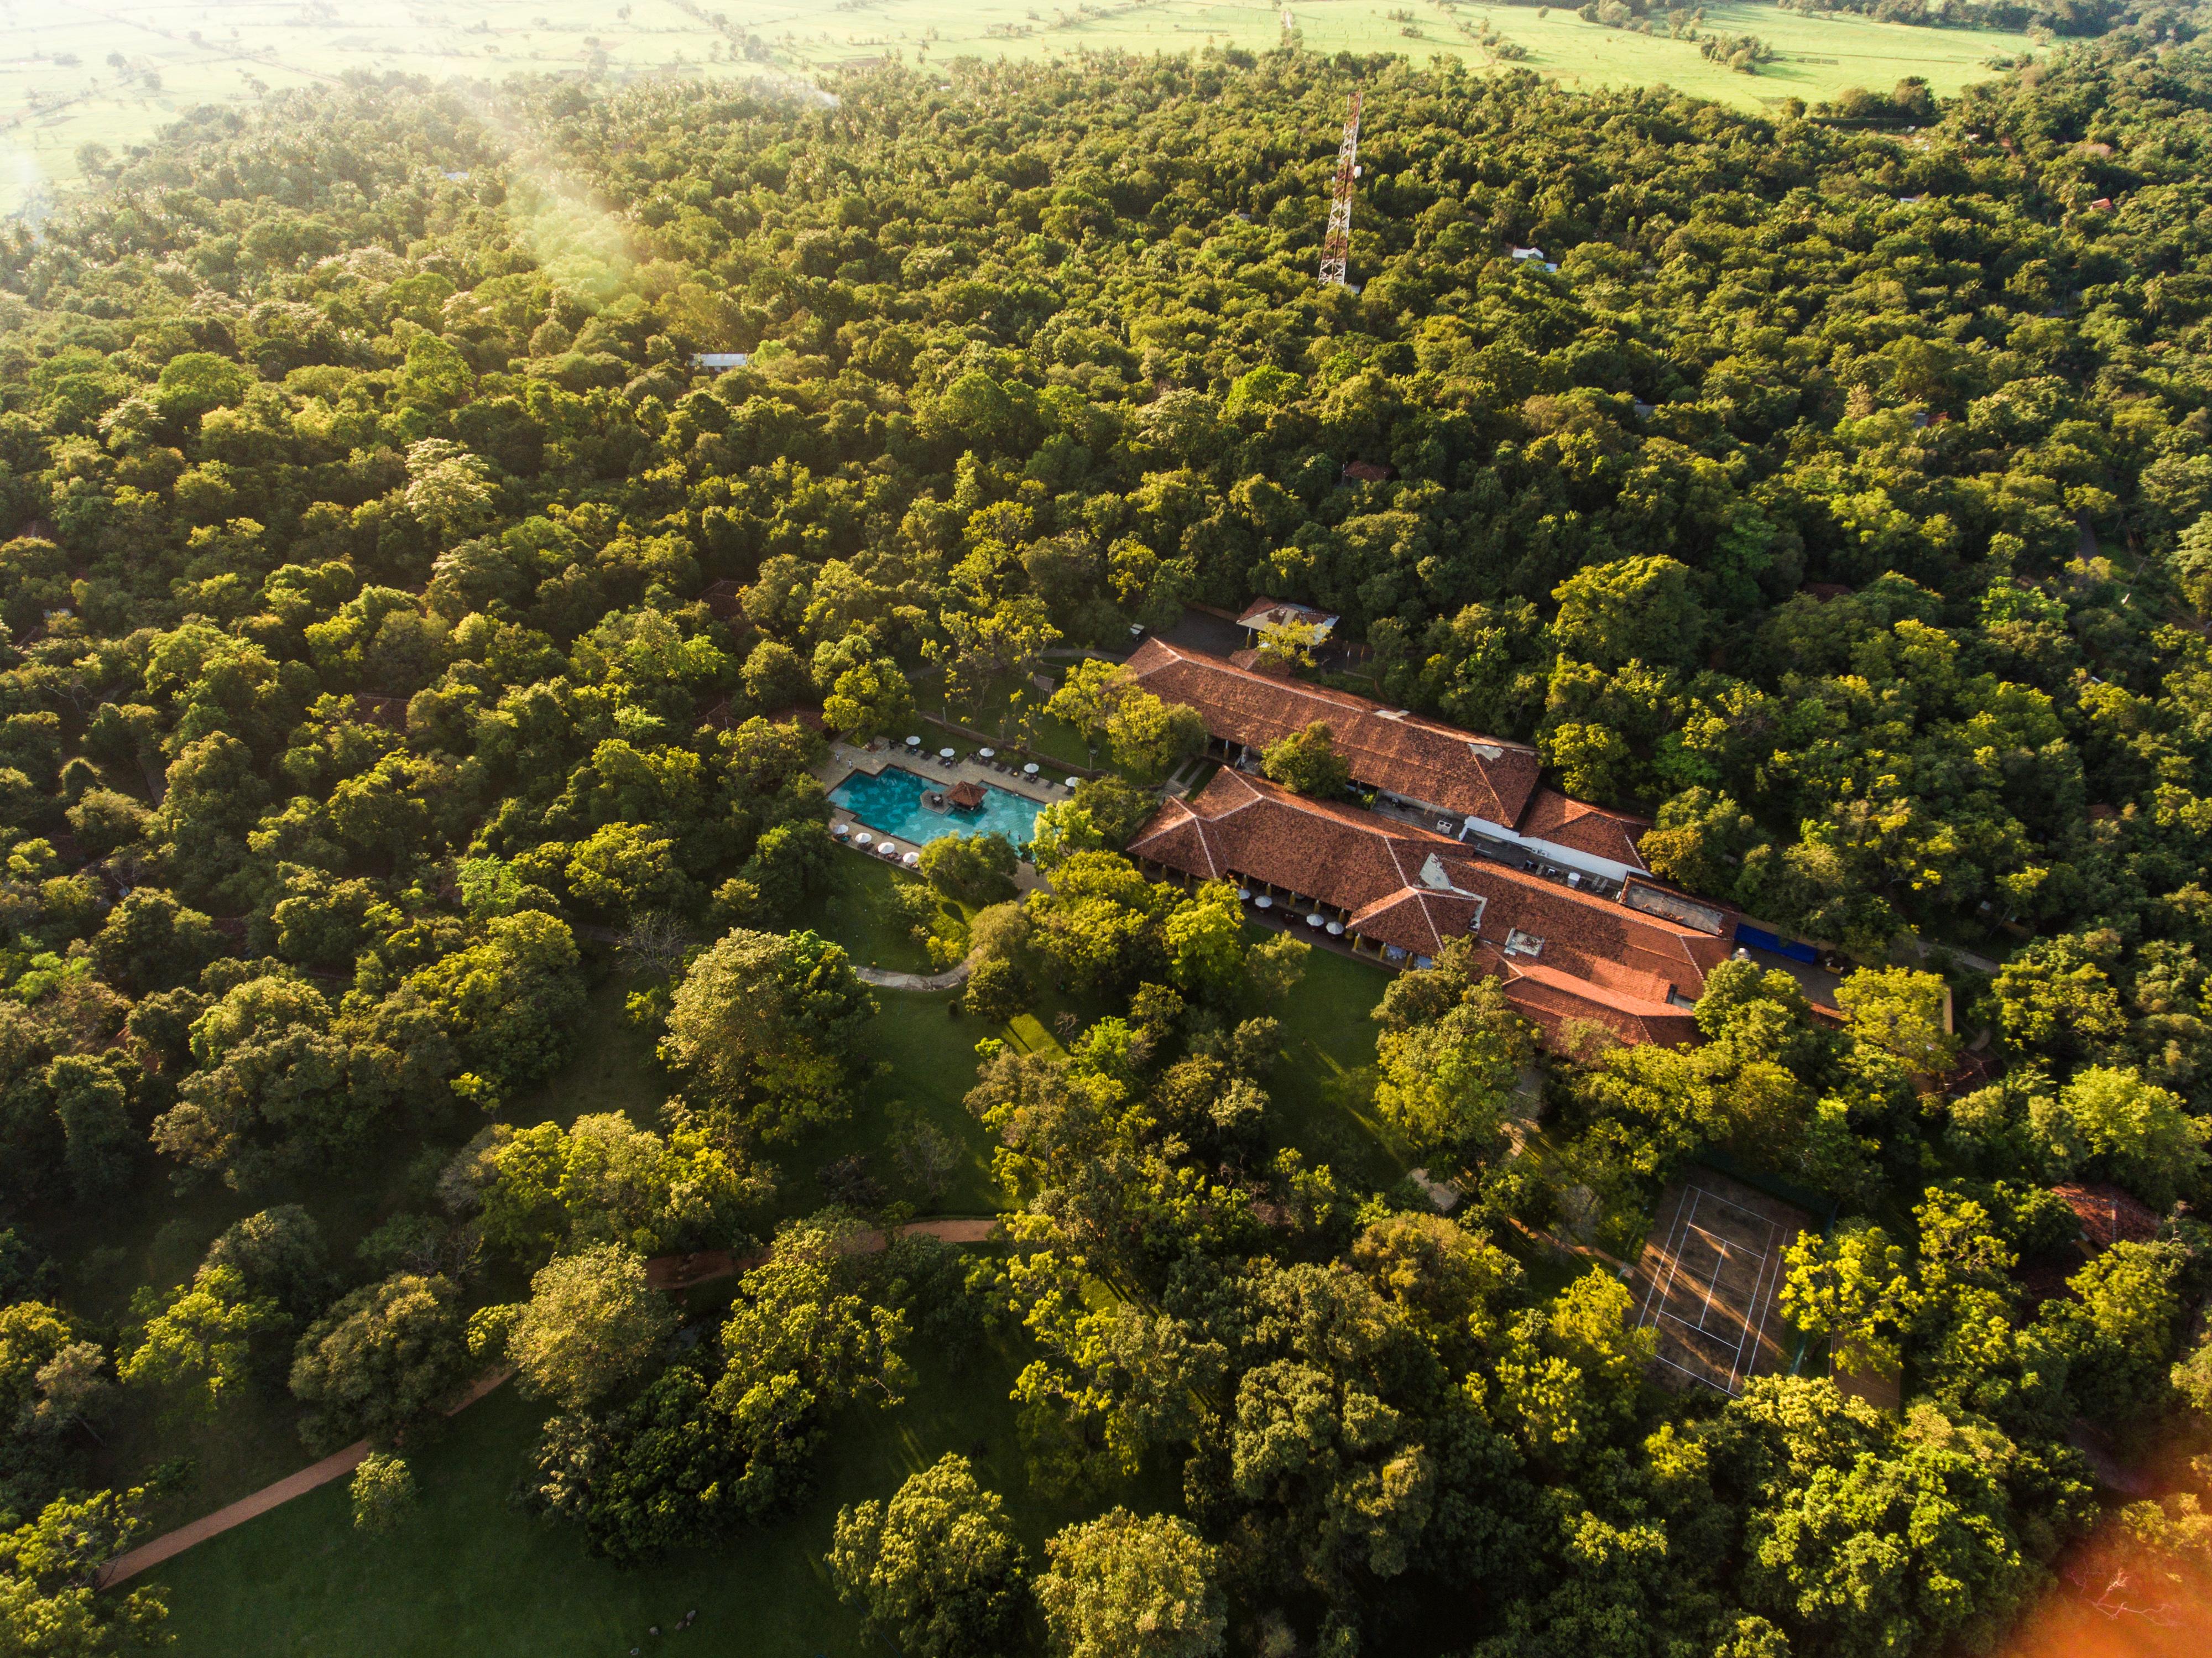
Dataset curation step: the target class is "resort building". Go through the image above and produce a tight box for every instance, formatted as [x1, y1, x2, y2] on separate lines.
[1121, 638, 1653, 890]
[1119, 639, 1742, 1046]
[1130, 769, 1732, 1046]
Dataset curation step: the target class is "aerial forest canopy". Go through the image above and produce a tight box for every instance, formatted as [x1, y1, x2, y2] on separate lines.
[1, 33, 2211, 1658]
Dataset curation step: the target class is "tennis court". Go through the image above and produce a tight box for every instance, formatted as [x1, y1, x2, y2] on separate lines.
[1628, 1170, 1811, 1397]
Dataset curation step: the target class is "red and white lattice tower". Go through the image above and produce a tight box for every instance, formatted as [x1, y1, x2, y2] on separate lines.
[1317, 90, 1363, 287]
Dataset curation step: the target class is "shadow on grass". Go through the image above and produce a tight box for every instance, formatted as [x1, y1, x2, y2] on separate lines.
[149, 1331, 1162, 1658]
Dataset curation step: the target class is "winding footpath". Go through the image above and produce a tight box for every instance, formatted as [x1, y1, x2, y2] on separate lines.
[854, 958, 972, 991]
[97, 1217, 1003, 1588]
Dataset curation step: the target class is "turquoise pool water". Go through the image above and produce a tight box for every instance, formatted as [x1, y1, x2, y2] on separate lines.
[829, 765, 1043, 849]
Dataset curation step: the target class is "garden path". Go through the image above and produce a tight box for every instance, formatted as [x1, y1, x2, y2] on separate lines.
[98, 1219, 1001, 1588]
[853, 958, 972, 990]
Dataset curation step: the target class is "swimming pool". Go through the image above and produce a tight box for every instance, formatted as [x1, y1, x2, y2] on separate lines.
[828, 766, 1044, 851]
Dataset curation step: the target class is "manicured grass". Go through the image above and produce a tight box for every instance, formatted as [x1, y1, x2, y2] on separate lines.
[775, 988, 1006, 1218]
[149, 1326, 1165, 1658]
[775, 0, 2037, 112]
[1256, 932, 1412, 1192]
[787, 851, 942, 976]
[509, 973, 673, 1133]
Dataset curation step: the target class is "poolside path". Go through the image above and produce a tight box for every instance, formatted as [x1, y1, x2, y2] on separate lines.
[98, 1218, 1003, 1588]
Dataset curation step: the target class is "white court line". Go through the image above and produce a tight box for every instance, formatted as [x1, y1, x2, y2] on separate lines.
[1729, 1211, 1792, 1394]
[1639, 1183, 1788, 1395]
[1640, 1185, 1703, 1333]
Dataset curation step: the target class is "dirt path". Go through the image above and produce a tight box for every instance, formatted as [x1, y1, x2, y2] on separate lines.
[99, 1221, 1001, 1588]
[97, 1443, 372, 1587]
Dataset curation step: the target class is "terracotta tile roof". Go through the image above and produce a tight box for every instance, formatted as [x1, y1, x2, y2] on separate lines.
[1121, 639, 1543, 826]
[762, 704, 827, 731]
[2051, 1182, 2161, 1248]
[1516, 788, 1650, 872]
[1488, 956, 1702, 1048]
[1128, 770, 1724, 1044]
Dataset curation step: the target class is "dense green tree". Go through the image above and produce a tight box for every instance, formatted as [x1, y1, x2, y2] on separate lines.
[919, 833, 1020, 905]
[473, 1111, 762, 1264]
[153, 974, 356, 1186]
[0, 1488, 169, 1654]
[201, 1206, 332, 1318]
[1035, 1508, 1225, 1658]
[828, 1454, 1028, 1658]
[1833, 967, 1959, 1082]
[662, 927, 875, 1141]
[349, 1451, 418, 1535]
[1374, 1001, 1523, 1160]
[2031, 1066, 2208, 1208]
[288, 1273, 471, 1451]
[6, 35, 2212, 1656]
[118, 1265, 280, 1423]
[1779, 1223, 1914, 1379]
[1260, 722, 1350, 797]
[502, 1244, 676, 1412]
[1104, 692, 1206, 785]
[520, 1216, 908, 1562]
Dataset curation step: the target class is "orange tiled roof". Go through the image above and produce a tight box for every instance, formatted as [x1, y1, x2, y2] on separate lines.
[1122, 639, 1543, 827]
[1128, 771, 1725, 1043]
[1516, 788, 1651, 872]
[1486, 956, 1702, 1048]
[2051, 1182, 2161, 1248]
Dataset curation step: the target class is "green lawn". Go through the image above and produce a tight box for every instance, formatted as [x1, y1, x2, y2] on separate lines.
[774, 988, 1007, 1218]
[787, 851, 942, 976]
[508, 974, 672, 1133]
[927, 676, 1104, 779]
[1258, 935, 1411, 1192]
[149, 1325, 1165, 1658]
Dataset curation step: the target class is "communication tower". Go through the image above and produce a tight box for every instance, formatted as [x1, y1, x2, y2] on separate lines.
[1317, 90, 1363, 288]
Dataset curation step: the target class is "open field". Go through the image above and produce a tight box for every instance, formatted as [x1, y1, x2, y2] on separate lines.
[3, 0, 2040, 216]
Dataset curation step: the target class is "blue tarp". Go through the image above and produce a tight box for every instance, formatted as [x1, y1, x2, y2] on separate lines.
[1734, 924, 1818, 963]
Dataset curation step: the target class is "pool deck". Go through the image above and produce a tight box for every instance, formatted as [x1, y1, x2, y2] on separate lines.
[818, 740, 1070, 890]
[820, 739, 1075, 814]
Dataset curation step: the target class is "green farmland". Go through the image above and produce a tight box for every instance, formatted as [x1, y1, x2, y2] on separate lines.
[4, 0, 2039, 217]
